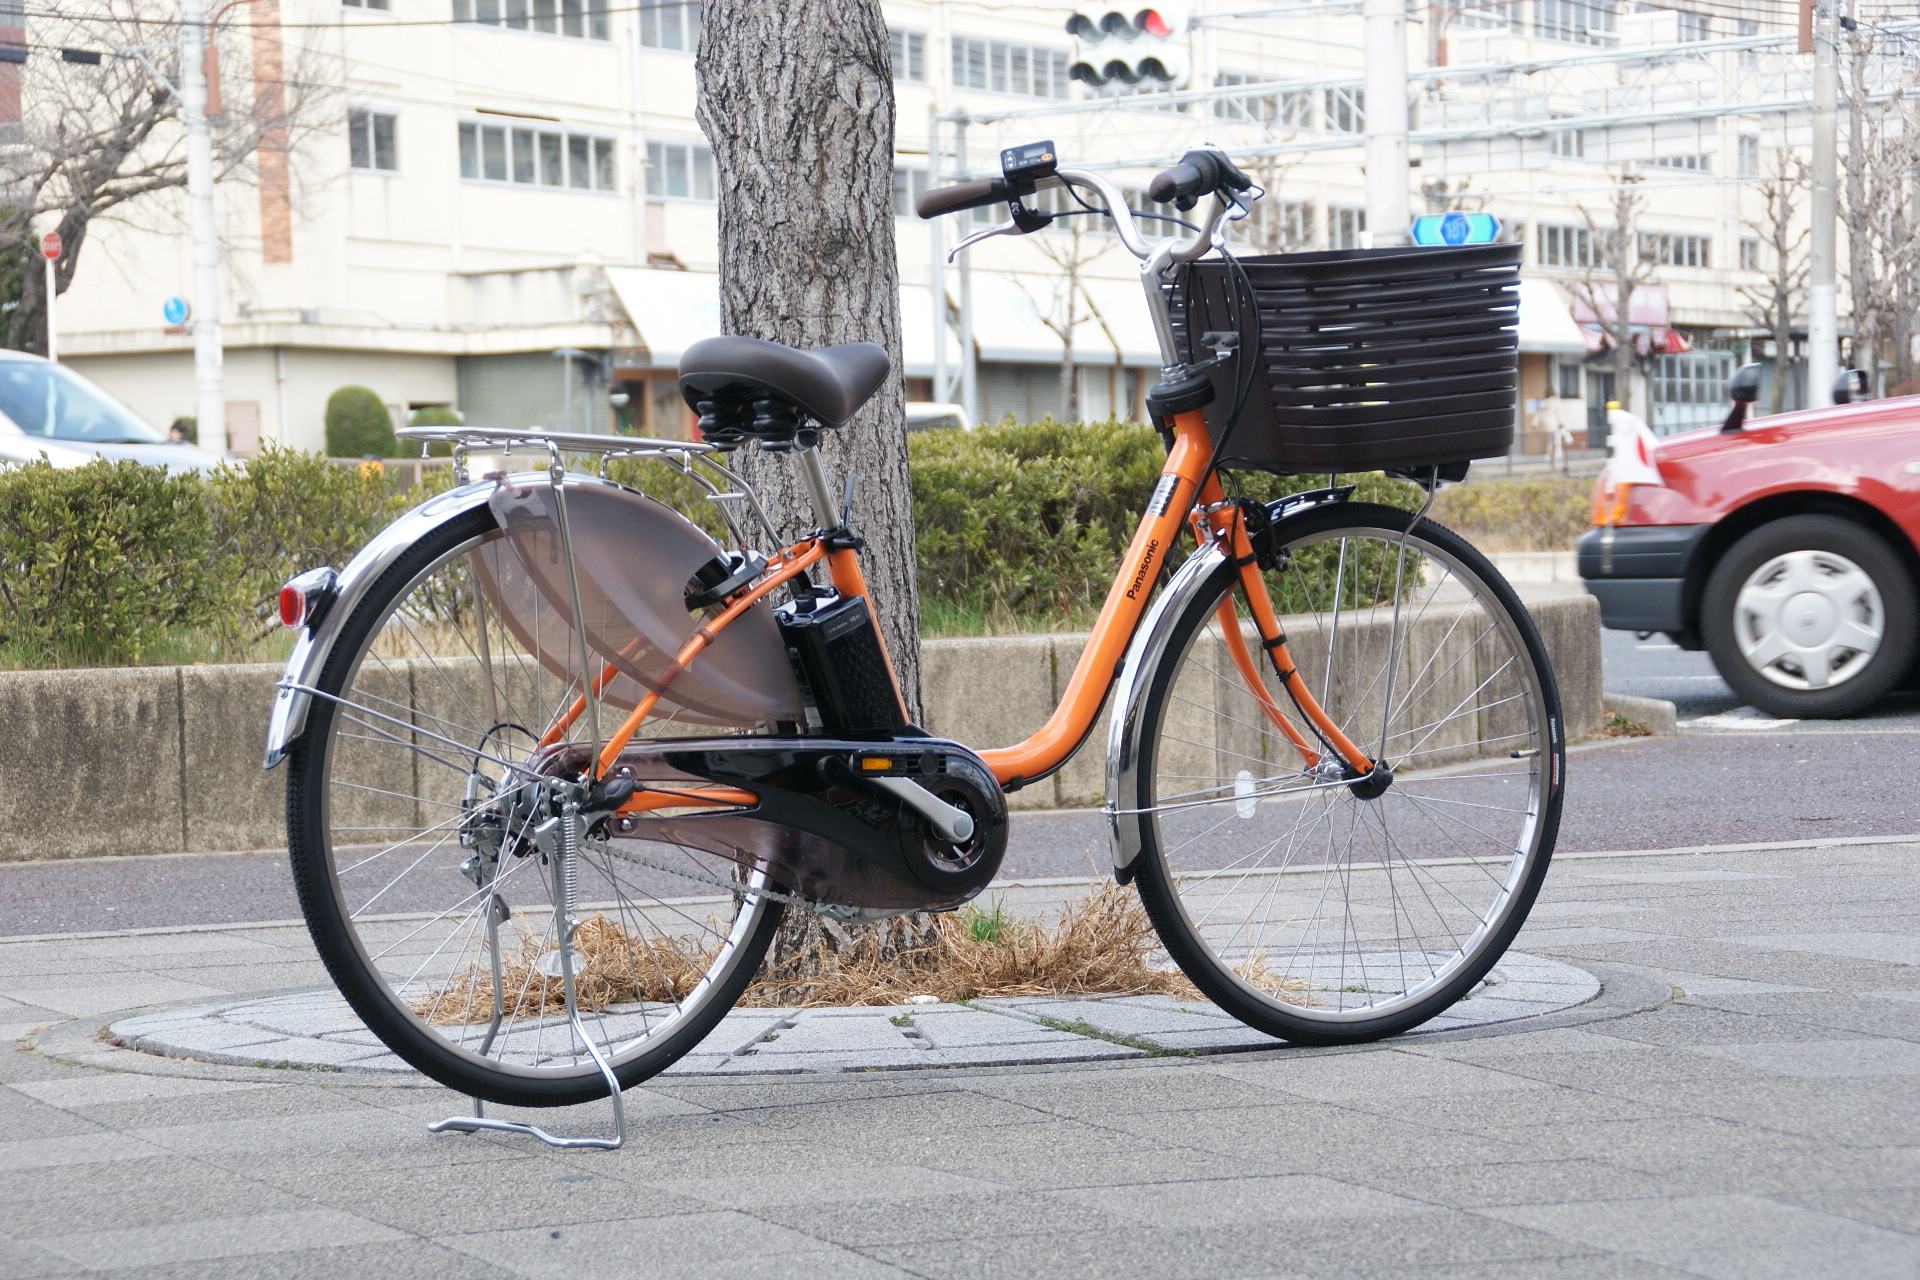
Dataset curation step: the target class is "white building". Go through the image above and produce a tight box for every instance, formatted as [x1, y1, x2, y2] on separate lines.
[51, 0, 1801, 455]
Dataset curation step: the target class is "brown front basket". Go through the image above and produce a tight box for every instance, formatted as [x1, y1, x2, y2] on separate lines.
[1172, 244, 1521, 475]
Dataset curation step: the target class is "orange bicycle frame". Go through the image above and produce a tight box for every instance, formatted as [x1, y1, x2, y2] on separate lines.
[569, 406, 1371, 805]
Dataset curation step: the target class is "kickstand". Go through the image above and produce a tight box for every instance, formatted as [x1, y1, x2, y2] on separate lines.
[428, 799, 626, 1150]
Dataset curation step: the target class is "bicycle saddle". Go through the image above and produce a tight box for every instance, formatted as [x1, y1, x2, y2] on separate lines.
[679, 336, 890, 428]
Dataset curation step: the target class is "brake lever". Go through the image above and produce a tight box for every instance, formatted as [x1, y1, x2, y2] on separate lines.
[947, 218, 1021, 263]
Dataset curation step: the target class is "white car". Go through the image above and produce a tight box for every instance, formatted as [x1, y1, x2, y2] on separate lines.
[0, 351, 225, 473]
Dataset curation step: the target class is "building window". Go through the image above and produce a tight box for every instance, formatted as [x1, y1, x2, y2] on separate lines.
[1738, 18, 1758, 67]
[889, 28, 925, 82]
[1646, 153, 1710, 172]
[1555, 361, 1582, 398]
[1453, 0, 1513, 27]
[1738, 134, 1759, 179]
[1535, 0, 1615, 46]
[348, 109, 397, 171]
[1331, 205, 1366, 250]
[345, 0, 390, 9]
[1675, 10, 1709, 41]
[640, 0, 699, 49]
[1641, 232, 1709, 268]
[1653, 350, 1735, 417]
[645, 140, 714, 200]
[461, 122, 615, 190]
[455, 0, 609, 39]
[1215, 72, 1272, 123]
[952, 36, 1069, 99]
[1324, 86, 1364, 134]
[1549, 117, 1585, 158]
[892, 166, 928, 217]
[1539, 223, 1593, 267]
[1240, 197, 1313, 250]
[1740, 237, 1760, 271]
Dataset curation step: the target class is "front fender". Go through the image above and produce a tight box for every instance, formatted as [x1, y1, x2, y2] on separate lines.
[1104, 542, 1229, 877]
[262, 474, 531, 769]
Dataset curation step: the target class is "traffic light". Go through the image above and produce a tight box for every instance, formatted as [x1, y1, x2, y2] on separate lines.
[1066, 7, 1190, 91]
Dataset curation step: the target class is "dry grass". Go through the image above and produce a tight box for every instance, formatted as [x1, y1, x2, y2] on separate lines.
[413, 883, 1313, 1021]
[1430, 474, 1594, 553]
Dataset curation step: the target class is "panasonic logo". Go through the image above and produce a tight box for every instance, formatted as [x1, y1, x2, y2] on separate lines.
[1126, 538, 1161, 600]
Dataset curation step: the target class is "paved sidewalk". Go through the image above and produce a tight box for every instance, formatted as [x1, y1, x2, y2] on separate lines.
[2, 838, 1917, 1278]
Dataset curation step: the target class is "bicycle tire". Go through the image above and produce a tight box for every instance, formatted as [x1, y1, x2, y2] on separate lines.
[1127, 501, 1564, 1044]
[286, 504, 785, 1107]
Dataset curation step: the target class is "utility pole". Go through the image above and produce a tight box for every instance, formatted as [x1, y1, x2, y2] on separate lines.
[1364, 0, 1411, 246]
[180, 0, 226, 454]
[1807, 0, 1838, 408]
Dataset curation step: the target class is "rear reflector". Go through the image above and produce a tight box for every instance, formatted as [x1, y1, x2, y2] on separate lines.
[278, 566, 339, 631]
[278, 585, 307, 628]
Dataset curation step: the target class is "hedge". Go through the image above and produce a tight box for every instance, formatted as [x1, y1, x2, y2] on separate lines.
[0, 423, 1517, 668]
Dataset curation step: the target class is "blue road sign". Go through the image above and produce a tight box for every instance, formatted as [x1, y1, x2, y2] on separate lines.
[162, 296, 190, 326]
[1410, 212, 1500, 246]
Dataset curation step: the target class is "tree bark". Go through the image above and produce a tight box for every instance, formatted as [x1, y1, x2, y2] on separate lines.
[696, 0, 934, 977]
[695, 0, 921, 720]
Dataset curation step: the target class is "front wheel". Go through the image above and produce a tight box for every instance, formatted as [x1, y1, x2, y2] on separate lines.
[1127, 502, 1564, 1044]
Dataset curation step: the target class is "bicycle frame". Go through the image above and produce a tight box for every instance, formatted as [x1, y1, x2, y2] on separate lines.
[573, 406, 1376, 812]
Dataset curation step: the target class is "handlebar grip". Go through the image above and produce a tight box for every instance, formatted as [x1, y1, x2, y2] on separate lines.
[915, 177, 1010, 220]
[1147, 161, 1206, 206]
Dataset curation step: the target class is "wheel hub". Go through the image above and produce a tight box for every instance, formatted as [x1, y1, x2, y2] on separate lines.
[1735, 549, 1883, 691]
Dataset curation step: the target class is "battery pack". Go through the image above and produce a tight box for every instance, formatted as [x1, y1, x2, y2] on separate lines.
[775, 594, 907, 737]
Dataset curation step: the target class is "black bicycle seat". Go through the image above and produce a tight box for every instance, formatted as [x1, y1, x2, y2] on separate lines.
[678, 336, 890, 427]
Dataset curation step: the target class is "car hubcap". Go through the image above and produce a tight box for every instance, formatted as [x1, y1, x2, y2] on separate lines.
[1733, 549, 1883, 691]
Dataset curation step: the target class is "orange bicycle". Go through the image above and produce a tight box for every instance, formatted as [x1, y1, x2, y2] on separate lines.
[266, 143, 1562, 1140]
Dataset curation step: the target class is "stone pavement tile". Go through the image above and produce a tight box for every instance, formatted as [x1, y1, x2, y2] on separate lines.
[1477, 1193, 1920, 1277]
[664, 1163, 1006, 1209]
[0, 1091, 114, 1141]
[745, 1189, 1129, 1248]
[723, 1088, 1055, 1137]
[1594, 1005, 1885, 1050]
[26, 1208, 408, 1270]
[1681, 1037, 1920, 1080]
[646, 1076, 963, 1114]
[1210, 1049, 1551, 1102]
[975, 996, 1243, 1038]
[104, 1239, 525, 1280]
[1782, 1186, 1920, 1235]
[1465, 1043, 1783, 1094]
[904, 1006, 1100, 1049]
[916, 1137, 1300, 1193]
[1053, 1173, 1429, 1228]
[0, 1131, 164, 1173]
[9, 1074, 282, 1109]
[1347, 1157, 1691, 1210]
[1089, 1100, 1533, 1171]
[1336, 1085, 1673, 1134]
[2, 1174, 319, 1239]
[1728, 932, 1920, 967]
[1484, 1115, 1827, 1175]
[129, 1102, 453, 1159]
[858, 1222, 1316, 1280]
[1367, 1255, 1701, 1278]
[284, 1158, 724, 1237]
[0, 1237, 87, 1277]
[436, 1210, 910, 1280]
[1649, 1078, 1920, 1145]
[957, 1063, 1284, 1117]
[709, 1048, 935, 1074]
[1682, 990, 1920, 1038]
[7, 980, 231, 1018]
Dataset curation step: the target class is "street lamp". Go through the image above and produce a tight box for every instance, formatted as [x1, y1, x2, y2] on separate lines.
[553, 347, 592, 434]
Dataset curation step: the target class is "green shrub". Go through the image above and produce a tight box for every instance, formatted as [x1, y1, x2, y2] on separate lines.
[1430, 474, 1593, 552]
[907, 419, 1420, 633]
[203, 447, 414, 638]
[325, 386, 396, 459]
[0, 459, 216, 665]
[407, 405, 462, 427]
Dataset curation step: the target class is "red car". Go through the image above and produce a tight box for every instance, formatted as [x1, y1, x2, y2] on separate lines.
[1579, 368, 1920, 718]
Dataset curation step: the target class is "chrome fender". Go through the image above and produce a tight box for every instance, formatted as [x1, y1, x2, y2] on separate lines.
[1104, 542, 1229, 875]
[264, 473, 534, 769]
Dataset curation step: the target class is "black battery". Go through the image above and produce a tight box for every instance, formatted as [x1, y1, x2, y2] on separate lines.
[775, 594, 907, 737]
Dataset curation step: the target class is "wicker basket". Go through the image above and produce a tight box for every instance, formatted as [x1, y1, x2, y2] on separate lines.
[1172, 244, 1521, 475]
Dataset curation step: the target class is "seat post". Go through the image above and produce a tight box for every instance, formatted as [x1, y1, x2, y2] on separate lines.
[796, 445, 841, 530]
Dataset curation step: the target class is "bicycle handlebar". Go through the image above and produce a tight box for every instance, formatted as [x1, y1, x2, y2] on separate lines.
[913, 177, 1010, 219]
[1147, 148, 1254, 209]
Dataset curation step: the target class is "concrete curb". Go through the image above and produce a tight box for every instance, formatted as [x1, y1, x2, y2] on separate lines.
[1603, 693, 1679, 736]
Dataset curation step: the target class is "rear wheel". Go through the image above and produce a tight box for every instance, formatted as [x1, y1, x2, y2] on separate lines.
[1702, 515, 1916, 719]
[1127, 502, 1563, 1044]
[286, 505, 784, 1108]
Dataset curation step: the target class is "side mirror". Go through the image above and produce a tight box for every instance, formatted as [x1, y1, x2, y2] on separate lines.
[1722, 361, 1763, 432]
[1833, 368, 1869, 404]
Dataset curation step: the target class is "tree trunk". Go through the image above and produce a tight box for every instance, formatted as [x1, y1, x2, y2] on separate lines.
[696, 0, 935, 978]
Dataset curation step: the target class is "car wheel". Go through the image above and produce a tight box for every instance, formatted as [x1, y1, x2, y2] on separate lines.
[1702, 515, 1917, 719]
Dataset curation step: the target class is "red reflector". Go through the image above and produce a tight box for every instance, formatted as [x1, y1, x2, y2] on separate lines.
[278, 585, 306, 628]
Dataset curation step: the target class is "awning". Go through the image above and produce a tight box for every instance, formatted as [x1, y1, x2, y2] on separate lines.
[602, 268, 722, 368]
[1516, 279, 1588, 355]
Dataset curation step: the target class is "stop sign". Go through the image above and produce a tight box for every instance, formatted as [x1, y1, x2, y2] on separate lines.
[39, 232, 60, 260]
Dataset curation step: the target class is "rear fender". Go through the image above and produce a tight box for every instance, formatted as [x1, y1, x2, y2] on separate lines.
[263, 476, 514, 769]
